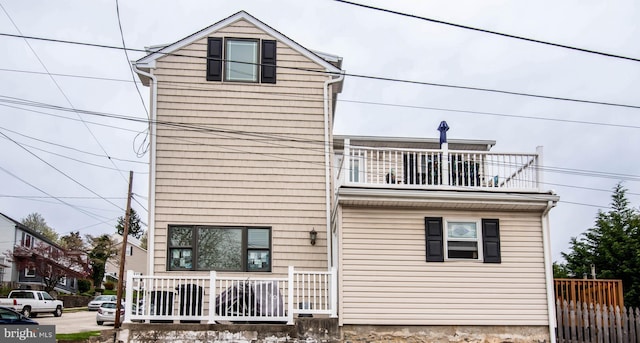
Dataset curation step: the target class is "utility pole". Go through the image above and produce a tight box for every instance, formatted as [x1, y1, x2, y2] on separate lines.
[115, 171, 133, 329]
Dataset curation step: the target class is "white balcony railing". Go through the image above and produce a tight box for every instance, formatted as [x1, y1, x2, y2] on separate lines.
[337, 140, 542, 191]
[123, 266, 336, 325]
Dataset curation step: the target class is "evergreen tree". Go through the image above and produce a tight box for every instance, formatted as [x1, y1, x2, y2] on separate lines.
[562, 183, 640, 307]
[115, 208, 143, 239]
[87, 234, 117, 289]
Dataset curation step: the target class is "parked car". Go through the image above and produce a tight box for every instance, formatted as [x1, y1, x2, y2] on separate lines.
[0, 306, 39, 325]
[88, 295, 117, 311]
[96, 301, 124, 325]
[0, 290, 63, 318]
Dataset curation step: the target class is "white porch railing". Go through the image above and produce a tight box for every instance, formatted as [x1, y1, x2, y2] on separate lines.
[338, 140, 542, 191]
[123, 266, 336, 325]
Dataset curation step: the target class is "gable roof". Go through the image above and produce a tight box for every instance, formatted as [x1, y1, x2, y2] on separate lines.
[0, 212, 63, 249]
[134, 10, 343, 75]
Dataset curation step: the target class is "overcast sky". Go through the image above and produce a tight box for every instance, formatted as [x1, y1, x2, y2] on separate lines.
[1, 0, 638, 262]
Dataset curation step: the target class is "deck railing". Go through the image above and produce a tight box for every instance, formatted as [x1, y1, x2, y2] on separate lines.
[555, 279, 624, 308]
[123, 266, 336, 325]
[337, 140, 542, 191]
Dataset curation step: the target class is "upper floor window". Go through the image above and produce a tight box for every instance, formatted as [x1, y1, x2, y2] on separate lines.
[21, 232, 34, 248]
[226, 39, 258, 82]
[207, 37, 276, 84]
[168, 225, 271, 272]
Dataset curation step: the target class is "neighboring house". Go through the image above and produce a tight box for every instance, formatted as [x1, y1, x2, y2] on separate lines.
[132, 11, 559, 342]
[0, 212, 81, 294]
[104, 234, 147, 281]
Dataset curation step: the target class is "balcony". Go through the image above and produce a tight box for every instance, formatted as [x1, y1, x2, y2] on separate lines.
[335, 137, 543, 192]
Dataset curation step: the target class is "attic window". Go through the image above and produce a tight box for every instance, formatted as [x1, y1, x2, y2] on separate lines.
[206, 37, 277, 83]
[226, 39, 258, 82]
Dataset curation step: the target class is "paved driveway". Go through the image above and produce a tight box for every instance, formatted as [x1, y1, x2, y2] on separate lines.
[33, 310, 115, 334]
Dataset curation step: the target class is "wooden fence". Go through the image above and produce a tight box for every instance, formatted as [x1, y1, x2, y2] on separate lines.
[556, 300, 640, 343]
[555, 279, 624, 308]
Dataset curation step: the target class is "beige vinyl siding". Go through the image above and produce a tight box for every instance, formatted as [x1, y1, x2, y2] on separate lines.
[340, 207, 548, 325]
[151, 19, 332, 276]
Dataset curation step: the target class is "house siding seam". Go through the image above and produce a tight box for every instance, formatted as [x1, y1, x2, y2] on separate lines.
[150, 19, 333, 277]
[339, 207, 548, 326]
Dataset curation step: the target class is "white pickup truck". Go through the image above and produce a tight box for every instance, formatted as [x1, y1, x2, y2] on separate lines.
[0, 290, 64, 317]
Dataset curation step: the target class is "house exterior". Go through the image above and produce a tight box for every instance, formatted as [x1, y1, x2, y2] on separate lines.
[0, 212, 81, 294]
[131, 10, 559, 342]
[105, 234, 147, 281]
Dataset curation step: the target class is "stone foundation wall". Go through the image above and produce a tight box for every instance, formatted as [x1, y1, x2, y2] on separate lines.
[110, 322, 549, 343]
[342, 325, 549, 343]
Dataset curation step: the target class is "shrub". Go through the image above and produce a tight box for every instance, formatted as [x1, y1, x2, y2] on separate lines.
[104, 281, 115, 290]
[78, 279, 91, 293]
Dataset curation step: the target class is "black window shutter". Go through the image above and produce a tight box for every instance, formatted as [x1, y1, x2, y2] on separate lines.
[425, 217, 444, 262]
[261, 40, 277, 84]
[206, 37, 223, 81]
[482, 219, 501, 263]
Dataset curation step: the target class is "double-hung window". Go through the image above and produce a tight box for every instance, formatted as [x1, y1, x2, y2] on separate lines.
[168, 226, 271, 272]
[425, 217, 501, 263]
[225, 39, 258, 82]
[445, 221, 480, 260]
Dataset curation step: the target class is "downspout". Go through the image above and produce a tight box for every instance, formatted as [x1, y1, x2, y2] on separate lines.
[542, 199, 557, 343]
[132, 63, 157, 277]
[323, 72, 344, 269]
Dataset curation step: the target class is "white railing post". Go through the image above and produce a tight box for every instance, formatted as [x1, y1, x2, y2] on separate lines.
[441, 143, 449, 186]
[123, 270, 134, 323]
[536, 146, 543, 191]
[287, 266, 295, 325]
[207, 270, 216, 324]
[330, 266, 338, 318]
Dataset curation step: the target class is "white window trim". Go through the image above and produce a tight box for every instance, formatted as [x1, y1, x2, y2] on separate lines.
[25, 267, 36, 277]
[444, 219, 483, 261]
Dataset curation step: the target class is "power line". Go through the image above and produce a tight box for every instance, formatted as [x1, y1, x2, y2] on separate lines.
[3, 66, 637, 130]
[0, 124, 148, 165]
[4, 93, 640, 184]
[333, 0, 640, 63]
[0, 135, 148, 174]
[1, 32, 640, 110]
[0, 5, 131, 185]
[0, 131, 125, 212]
[0, 164, 107, 221]
[114, 0, 151, 158]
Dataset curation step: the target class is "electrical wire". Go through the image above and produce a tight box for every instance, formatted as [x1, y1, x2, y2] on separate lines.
[114, 0, 151, 158]
[1, 32, 639, 110]
[333, 0, 640, 63]
[3, 66, 637, 130]
[0, 124, 148, 165]
[0, 164, 107, 222]
[0, 5, 130, 185]
[3, 93, 640, 184]
[0, 131, 126, 212]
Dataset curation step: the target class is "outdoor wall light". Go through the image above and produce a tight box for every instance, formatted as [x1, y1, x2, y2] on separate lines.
[309, 228, 317, 246]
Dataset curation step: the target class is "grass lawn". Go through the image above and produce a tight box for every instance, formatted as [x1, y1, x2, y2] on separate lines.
[56, 331, 102, 341]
